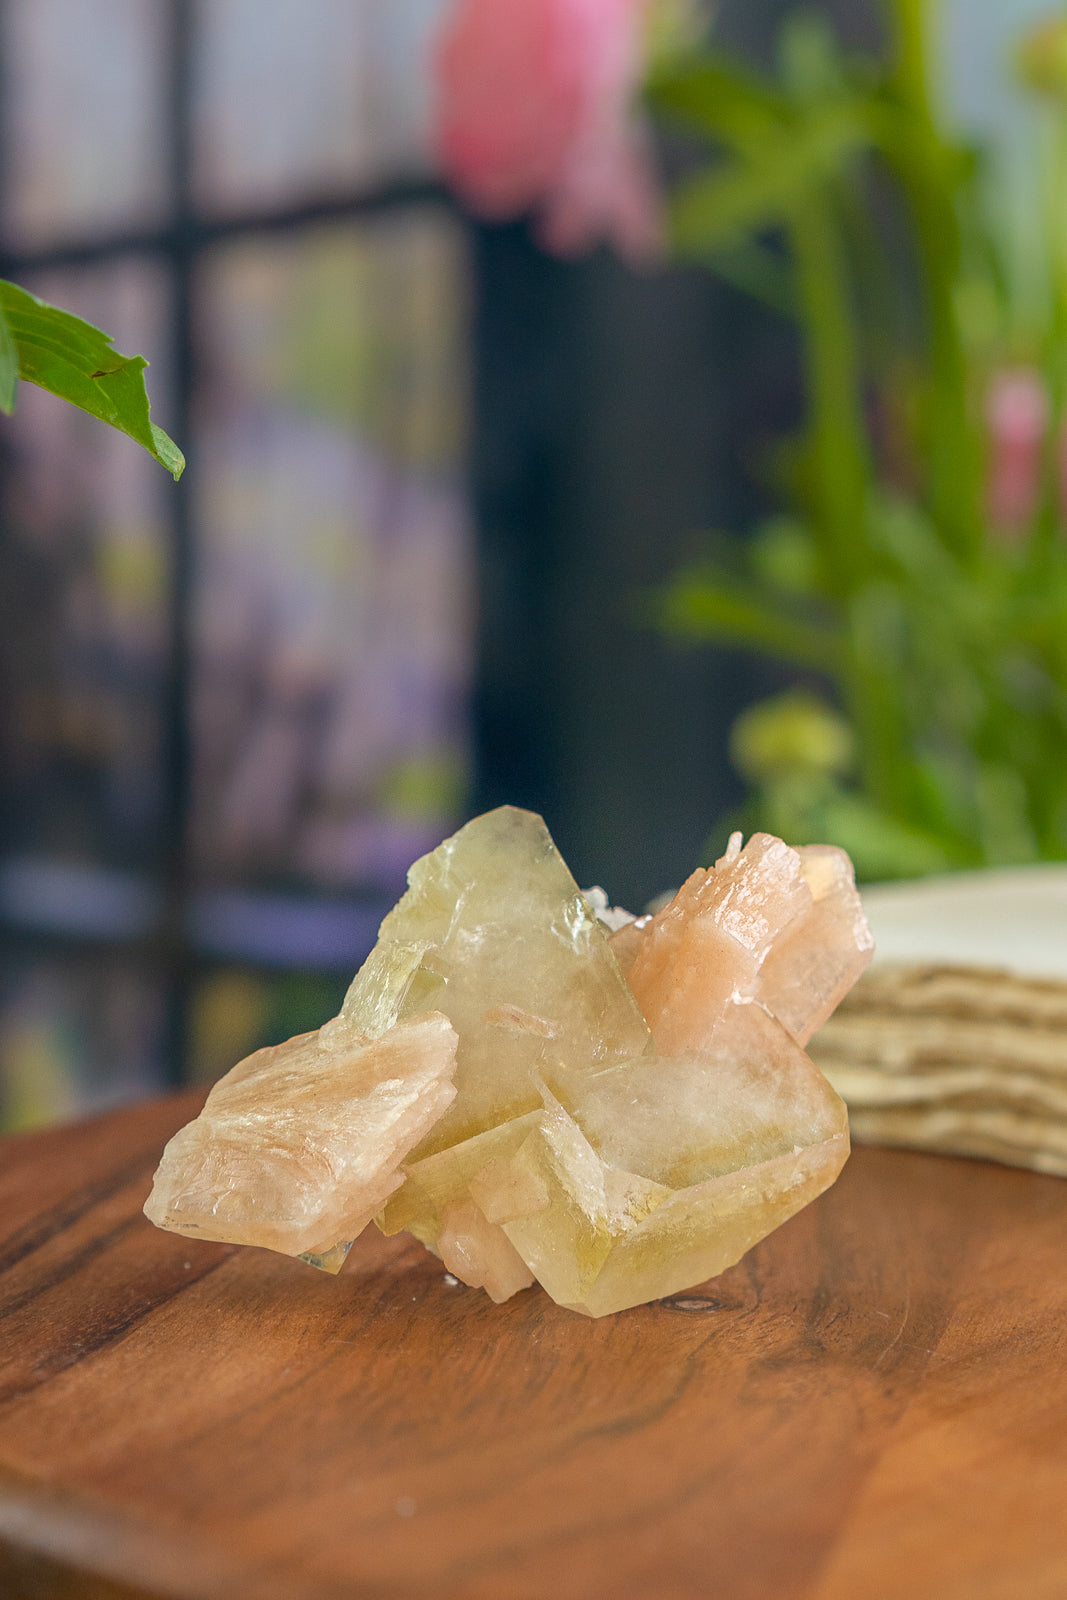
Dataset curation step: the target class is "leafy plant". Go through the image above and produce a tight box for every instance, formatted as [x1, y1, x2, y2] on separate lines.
[650, 2, 1067, 879]
[0, 279, 183, 479]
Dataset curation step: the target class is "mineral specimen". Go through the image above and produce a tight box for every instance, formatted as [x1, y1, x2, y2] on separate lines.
[145, 807, 873, 1315]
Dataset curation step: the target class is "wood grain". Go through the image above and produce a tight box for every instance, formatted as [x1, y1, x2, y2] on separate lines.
[1, 1093, 1066, 1600]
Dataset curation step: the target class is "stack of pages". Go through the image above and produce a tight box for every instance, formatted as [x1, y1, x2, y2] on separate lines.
[811, 866, 1067, 1177]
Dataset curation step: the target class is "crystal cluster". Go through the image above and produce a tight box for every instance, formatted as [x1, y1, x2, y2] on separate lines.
[145, 807, 873, 1316]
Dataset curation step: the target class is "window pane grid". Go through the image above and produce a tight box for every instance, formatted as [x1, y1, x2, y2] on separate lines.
[0, 0, 471, 1126]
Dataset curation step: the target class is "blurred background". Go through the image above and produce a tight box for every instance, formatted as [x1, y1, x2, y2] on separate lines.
[0, 0, 1060, 1129]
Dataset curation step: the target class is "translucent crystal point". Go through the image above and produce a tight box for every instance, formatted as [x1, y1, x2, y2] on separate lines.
[618, 833, 872, 1053]
[378, 1112, 543, 1247]
[758, 845, 874, 1045]
[437, 1201, 535, 1302]
[144, 1013, 458, 1270]
[338, 806, 651, 1155]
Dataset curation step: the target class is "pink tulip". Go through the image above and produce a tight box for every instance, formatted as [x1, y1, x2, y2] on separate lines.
[433, 0, 662, 263]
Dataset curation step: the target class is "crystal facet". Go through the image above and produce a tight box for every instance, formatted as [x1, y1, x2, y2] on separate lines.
[619, 832, 872, 1053]
[144, 1013, 458, 1270]
[337, 805, 651, 1154]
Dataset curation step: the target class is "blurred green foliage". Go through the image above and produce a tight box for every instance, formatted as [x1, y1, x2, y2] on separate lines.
[650, 2, 1067, 879]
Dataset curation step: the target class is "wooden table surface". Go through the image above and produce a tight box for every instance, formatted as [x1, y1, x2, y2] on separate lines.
[1, 1091, 1066, 1600]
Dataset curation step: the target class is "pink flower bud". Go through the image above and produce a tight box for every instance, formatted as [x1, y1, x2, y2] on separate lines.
[986, 368, 1047, 535]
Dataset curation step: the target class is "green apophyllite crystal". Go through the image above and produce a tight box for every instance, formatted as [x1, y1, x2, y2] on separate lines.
[338, 805, 651, 1155]
[386, 1001, 848, 1318]
[483, 1003, 848, 1316]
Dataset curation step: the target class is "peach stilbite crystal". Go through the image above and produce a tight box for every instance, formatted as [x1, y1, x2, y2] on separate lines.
[760, 844, 876, 1046]
[437, 1200, 535, 1303]
[145, 807, 873, 1316]
[618, 831, 872, 1054]
[144, 1013, 458, 1271]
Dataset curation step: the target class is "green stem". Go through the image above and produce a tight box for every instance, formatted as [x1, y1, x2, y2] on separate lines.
[844, 608, 921, 817]
[787, 193, 869, 590]
[890, 0, 931, 121]
[788, 194, 909, 810]
[882, 0, 982, 562]
[1035, 105, 1067, 557]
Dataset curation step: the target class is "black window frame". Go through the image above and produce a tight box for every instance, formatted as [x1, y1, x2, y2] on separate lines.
[0, 0, 458, 1089]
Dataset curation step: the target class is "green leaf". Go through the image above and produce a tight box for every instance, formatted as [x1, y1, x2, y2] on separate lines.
[742, 771, 959, 881]
[701, 238, 796, 317]
[648, 53, 787, 149]
[670, 102, 869, 259]
[798, 787, 959, 879]
[0, 279, 184, 479]
[0, 302, 18, 415]
[778, 10, 848, 103]
[658, 564, 842, 673]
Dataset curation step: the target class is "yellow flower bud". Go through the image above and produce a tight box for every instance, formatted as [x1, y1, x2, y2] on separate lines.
[730, 690, 853, 783]
[1018, 15, 1067, 99]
